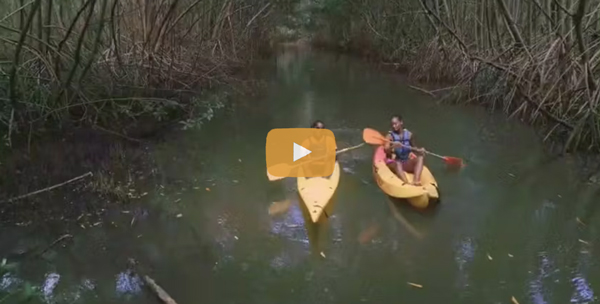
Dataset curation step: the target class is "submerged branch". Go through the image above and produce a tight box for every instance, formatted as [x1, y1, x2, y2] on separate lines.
[127, 258, 178, 304]
[1, 172, 93, 203]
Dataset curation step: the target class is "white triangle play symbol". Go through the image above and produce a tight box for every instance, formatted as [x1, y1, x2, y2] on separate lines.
[293, 142, 312, 162]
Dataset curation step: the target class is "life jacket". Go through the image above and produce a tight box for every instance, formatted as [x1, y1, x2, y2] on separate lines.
[389, 129, 411, 161]
[308, 136, 327, 161]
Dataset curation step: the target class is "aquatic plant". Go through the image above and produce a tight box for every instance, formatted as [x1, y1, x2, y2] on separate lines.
[310, 0, 600, 153]
[0, 259, 42, 303]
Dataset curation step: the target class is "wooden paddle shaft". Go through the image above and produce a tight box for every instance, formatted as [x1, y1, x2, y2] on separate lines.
[336, 143, 364, 154]
[391, 142, 444, 160]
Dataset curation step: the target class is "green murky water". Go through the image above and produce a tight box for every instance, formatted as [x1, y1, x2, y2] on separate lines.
[2, 46, 599, 304]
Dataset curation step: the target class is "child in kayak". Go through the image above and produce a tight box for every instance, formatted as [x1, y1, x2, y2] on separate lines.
[302, 120, 337, 177]
[384, 115, 425, 186]
[311, 120, 325, 129]
[310, 120, 338, 158]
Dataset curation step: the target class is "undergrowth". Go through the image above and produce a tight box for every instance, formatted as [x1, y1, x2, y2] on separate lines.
[0, 0, 297, 148]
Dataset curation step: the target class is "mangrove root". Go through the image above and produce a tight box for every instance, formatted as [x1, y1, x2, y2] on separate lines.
[36, 234, 73, 258]
[143, 275, 178, 304]
[127, 258, 178, 304]
[1, 172, 93, 203]
[409, 85, 436, 97]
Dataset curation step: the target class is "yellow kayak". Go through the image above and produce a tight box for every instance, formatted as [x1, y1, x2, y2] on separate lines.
[297, 162, 341, 223]
[372, 146, 439, 208]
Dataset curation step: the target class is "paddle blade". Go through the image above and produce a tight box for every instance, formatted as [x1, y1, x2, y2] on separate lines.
[267, 163, 293, 181]
[267, 170, 285, 181]
[362, 128, 388, 145]
[443, 156, 464, 168]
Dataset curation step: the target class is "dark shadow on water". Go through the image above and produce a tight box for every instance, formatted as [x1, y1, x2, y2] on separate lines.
[386, 195, 442, 217]
[385, 197, 427, 240]
[298, 190, 340, 256]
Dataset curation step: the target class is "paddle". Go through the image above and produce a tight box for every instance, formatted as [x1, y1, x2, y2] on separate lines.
[362, 128, 464, 168]
[266, 143, 366, 181]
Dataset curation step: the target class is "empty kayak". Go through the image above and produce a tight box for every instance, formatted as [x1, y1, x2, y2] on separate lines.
[297, 162, 341, 223]
[372, 146, 439, 208]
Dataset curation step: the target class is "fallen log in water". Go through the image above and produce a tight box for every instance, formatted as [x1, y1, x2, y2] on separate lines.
[127, 258, 178, 304]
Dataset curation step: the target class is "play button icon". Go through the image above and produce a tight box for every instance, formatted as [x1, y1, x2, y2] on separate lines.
[265, 128, 336, 178]
[293, 142, 312, 162]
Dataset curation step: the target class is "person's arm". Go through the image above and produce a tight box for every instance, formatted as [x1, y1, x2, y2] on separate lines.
[385, 134, 394, 152]
[408, 135, 425, 154]
[334, 141, 338, 161]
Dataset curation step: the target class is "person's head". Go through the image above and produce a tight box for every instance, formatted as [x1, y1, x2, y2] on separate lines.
[391, 115, 404, 132]
[311, 120, 325, 129]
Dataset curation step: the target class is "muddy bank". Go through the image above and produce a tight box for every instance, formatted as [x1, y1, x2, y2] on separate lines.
[0, 85, 265, 227]
[0, 128, 153, 224]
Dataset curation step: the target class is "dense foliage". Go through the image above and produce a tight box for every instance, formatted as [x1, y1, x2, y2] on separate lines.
[311, 0, 600, 153]
[0, 0, 296, 147]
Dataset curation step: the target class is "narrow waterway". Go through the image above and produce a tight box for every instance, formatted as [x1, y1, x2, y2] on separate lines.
[1, 46, 599, 304]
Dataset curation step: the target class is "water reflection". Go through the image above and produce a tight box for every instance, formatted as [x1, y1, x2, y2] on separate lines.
[329, 214, 343, 243]
[42, 272, 60, 301]
[0, 272, 22, 291]
[270, 202, 309, 245]
[300, 90, 315, 128]
[276, 44, 311, 84]
[211, 212, 238, 266]
[571, 275, 594, 303]
[570, 250, 595, 303]
[454, 236, 476, 291]
[529, 252, 554, 304]
[115, 271, 142, 297]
